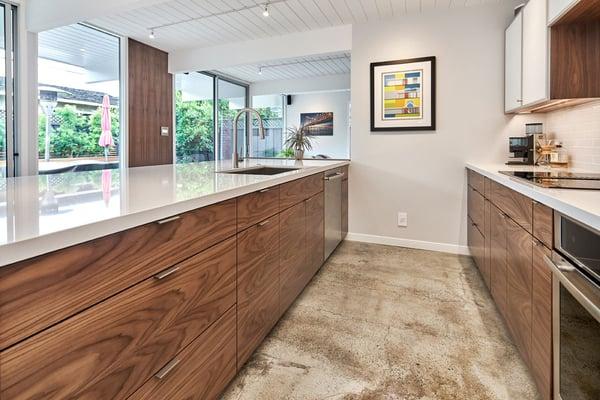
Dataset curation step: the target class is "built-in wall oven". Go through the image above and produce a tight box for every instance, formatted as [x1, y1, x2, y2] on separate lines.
[544, 212, 600, 400]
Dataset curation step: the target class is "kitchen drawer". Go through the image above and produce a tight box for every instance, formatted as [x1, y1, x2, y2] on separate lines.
[237, 214, 280, 367]
[468, 185, 485, 234]
[280, 173, 324, 211]
[128, 307, 237, 400]
[279, 201, 307, 315]
[468, 216, 485, 274]
[306, 192, 325, 276]
[0, 199, 236, 350]
[0, 238, 237, 400]
[237, 186, 280, 232]
[489, 180, 533, 233]
[467, 169, 485, 195]
[533, 201, 553, 248]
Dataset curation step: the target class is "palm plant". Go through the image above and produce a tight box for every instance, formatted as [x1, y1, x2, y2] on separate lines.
[284, 125, 316, 160]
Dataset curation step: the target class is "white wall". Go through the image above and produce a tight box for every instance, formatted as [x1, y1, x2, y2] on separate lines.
[250, 74, 350, 97]
[349, 3, 527, 253]
[286, 91, 350, 159]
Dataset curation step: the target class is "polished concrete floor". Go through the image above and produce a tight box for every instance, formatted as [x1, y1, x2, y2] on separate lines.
[221, 241, 540, 400]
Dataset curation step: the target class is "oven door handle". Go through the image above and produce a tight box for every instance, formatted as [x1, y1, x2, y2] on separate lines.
[544, 254, 600, 323]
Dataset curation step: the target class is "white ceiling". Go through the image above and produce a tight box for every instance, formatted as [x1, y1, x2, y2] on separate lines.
[214, 52, 351, 83]
[88, 0, 503, 52]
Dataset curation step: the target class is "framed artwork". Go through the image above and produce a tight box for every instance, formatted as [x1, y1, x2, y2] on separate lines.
[300, 112, 333, 136]
[370, 56, 436, 131]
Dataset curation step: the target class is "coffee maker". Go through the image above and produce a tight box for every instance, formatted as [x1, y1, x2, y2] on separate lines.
[507, 135, 536, 165]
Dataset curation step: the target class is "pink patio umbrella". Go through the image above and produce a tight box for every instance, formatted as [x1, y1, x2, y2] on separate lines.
[98, 95, 114, 161]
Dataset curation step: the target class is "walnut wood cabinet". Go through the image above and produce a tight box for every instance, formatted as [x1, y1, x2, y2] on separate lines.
[467, 168, 553, 400]
[0, 167, 345, 400]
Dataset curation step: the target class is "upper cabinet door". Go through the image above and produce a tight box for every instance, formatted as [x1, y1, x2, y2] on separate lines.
[522, 0, 549, 106]
[548, 0, 580, 24]
[505, 12, 523, 112]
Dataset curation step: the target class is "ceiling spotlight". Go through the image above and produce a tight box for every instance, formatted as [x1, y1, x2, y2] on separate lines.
[262, 3, 270, 17]
[149, 29, 155, 39]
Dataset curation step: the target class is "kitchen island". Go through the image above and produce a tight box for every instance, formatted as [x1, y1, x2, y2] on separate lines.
[0, 159, 349, 400]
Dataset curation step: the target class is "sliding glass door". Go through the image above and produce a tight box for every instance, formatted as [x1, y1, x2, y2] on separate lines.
[217, 78, 247, 161]
[1, 2, 16, 178]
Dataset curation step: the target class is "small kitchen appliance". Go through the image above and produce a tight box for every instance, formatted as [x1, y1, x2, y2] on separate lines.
[507, 134, 537, 165]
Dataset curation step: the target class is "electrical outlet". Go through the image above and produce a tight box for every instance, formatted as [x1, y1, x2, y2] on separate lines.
[397, 212, 408, 227]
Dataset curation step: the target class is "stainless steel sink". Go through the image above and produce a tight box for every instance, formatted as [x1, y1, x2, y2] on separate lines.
[218, 166, 300, 175]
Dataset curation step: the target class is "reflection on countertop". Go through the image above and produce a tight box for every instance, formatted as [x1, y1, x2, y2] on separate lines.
[0, 159, 349, 266]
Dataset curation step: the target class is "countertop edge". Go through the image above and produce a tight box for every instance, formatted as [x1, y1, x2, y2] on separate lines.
[466, 163, 600, 232]
[0, 161, 349, 267]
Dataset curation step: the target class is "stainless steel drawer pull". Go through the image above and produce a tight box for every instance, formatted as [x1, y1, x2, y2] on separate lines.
[258, 219, 270, 227]
[157, 215, 181, 225]
[154, 266, 180, 280]
[324, 172, 344, 181]
[259, 188, 270, 193]
[155, 359, 181, 379]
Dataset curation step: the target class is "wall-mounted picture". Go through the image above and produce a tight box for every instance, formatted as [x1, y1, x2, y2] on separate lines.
[370, 56, 436, 131]
[300, 112, 334, 136]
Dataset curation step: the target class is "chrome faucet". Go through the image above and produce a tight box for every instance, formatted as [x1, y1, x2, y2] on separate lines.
[232, 107, 266, 168]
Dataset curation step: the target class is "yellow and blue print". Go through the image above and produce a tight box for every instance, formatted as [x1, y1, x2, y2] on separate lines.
[382, 70, 422, 120]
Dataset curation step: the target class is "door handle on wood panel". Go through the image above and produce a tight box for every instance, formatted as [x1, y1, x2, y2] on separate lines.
[324, 172, 344, 181]
[259, 188, 270, 193]
[155, 358, 181, 379]
[154, 266, 180, 280]
[258, 219, 270, 227]
[157, 215, 181, 225]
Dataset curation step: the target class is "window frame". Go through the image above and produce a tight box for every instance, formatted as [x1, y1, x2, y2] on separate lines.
[2, 1, 17, 177]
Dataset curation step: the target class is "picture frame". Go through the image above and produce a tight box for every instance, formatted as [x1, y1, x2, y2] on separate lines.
[370, 56, 436, 131]
[300, 112, 334, 136]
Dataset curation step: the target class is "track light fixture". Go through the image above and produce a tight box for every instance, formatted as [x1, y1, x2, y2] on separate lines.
[149, 29, 155, 39]
[262, 3, 270, 17]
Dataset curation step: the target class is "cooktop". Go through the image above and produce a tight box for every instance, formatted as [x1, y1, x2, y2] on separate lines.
[499, 171, 600, 190]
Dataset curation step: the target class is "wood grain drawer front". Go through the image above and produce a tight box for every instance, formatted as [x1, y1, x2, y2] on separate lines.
[0, 199, 236, 350]
[237, 186, 280, 232]
[506, 219, 533, 368]
[280, 173, 324, 211]
[483, 199, 492, 290]
[306, 192, 325, 276]
[490, 205, 509, 319]
[468, 186, 485, 234]
[279, 201, 307, 315]
[128, 307, 237, 400]
[531, 242, 552, 400]
[467, 169, 485, 194]
[489, 180, 533, 233]
[533, 201, 553, 248]
[237, 214, 280, 367]
[468, 217, 485, 275]
[0, 238, 237, 400]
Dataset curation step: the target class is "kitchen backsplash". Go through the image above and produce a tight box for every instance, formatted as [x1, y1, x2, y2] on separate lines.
[545, 100, 600, 171]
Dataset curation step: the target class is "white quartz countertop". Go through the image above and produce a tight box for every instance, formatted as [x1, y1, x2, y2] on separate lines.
[0, 159, 349, 267]
[466, 163, 600, 232]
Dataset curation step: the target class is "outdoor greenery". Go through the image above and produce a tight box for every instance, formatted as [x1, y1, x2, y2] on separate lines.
[0, 116, 5, 157]
[38, 105, 120, 159]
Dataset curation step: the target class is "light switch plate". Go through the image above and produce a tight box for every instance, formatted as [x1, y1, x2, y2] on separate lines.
[161, 126, 169, 136]
[397, 212, 408, 227]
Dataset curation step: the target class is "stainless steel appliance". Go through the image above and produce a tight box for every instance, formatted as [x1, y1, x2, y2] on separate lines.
[544, 212, 600, 400]
[507, 135, 536, 165]
[499, 171, 600, 190]
[324, 170, 344, 260]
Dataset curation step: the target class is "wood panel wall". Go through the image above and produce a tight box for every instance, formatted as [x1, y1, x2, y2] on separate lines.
[128, 39, 173, 167]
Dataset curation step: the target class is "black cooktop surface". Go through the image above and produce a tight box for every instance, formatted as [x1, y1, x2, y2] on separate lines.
[499, 171, 600, 190]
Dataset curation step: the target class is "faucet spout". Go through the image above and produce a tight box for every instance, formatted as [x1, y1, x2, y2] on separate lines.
[232, 107, 266, 168]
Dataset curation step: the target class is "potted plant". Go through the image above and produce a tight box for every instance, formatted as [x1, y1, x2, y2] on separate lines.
[284, 125, 315, 160]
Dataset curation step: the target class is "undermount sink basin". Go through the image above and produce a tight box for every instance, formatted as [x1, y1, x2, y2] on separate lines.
[219, 166, 301, 175]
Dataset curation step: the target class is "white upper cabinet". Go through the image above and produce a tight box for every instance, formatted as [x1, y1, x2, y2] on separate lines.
[522, 0, 549, 106]
[548, 0, 580, 24]
[505, 12, 523, 113]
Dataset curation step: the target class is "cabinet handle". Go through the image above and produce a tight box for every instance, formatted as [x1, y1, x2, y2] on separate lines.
[517, 99, 523, 103]
[154, 266, 180, 280]
[324, 172, 344, 181]
[498, 212, 506, 219]
[532, 239, 541, 247]
[155, 359, 181, 380]
[258, 219, 270, 227]
[259, 188, 270, 193]
[157, 215, 181, 225]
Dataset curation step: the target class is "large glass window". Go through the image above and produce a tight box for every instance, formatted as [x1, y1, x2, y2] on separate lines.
[251, 94, 285, 158]
[217, 79, 247, 160]
[1, 2, 16, 178]
[37, 24, 121, 175]
[175, 72, 215, 162]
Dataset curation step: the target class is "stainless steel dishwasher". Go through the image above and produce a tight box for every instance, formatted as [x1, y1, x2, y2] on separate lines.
[324, 170, 344, 259]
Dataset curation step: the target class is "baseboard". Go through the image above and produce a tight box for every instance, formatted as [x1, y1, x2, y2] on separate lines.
[345, 232, 471, 256]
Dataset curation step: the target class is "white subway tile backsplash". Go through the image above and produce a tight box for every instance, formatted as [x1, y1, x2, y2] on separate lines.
[545, 100, 600, 171]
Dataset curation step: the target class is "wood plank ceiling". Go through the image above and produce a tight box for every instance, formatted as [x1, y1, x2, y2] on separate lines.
[213, 52, 351, 83]
[88, 0, 503, 52]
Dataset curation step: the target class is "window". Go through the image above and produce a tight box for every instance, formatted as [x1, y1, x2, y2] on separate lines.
[37, 24, 121, 175]
[217, 79, 247, 160]
[1, 2, 16, 178]
[175, 72, 215, 163]
[251, 94, 285, 157]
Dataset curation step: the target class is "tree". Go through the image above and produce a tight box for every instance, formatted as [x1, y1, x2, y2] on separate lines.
[175, 91, 215, 162]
